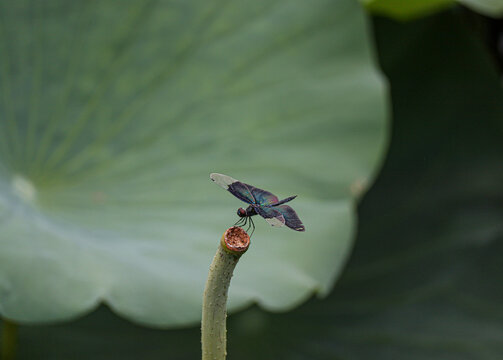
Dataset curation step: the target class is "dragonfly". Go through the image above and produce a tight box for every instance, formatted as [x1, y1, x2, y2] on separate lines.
[210, 173, 305, 235]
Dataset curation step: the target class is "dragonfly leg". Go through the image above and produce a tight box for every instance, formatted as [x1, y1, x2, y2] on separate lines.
[238, 216, 248, 229]
[250, 217, 255, 237]
[234, 217, 246, 227]
[245, 218, 251, 233]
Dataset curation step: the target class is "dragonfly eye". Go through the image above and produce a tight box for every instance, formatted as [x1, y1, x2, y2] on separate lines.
[237, 208, 246, 217]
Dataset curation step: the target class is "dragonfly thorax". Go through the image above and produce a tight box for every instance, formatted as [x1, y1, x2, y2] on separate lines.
[237, 205, 257, 218]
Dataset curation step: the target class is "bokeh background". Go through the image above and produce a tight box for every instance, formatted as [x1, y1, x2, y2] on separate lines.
[1, 1, 503, 359]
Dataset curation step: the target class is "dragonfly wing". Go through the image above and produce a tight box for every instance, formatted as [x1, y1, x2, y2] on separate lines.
[274, 205, 305, 231]
[210, 173, 255, 204]
[255, 206, 286, 227]
[210, 173, 237, 189]
[245, 184, 279, 206]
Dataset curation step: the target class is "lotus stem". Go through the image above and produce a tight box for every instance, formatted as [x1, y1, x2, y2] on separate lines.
[1, 319, 17, 360]
[201, 226, 250, 360]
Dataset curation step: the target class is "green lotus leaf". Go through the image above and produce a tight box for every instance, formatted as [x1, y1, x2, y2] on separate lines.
[458, 0, 503, 16]
[363, 0, 503, 19]
[362, 0, 455, 20]
[0, 0, 387, 326]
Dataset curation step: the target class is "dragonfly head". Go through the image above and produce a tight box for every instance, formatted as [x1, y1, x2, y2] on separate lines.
[237, 208, 247, 217]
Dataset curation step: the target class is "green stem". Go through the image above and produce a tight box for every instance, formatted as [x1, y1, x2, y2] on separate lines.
[201, 227, 250, 360]
[1, 319, 17, 360]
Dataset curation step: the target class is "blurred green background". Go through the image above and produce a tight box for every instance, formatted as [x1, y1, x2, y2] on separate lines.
[2, 1, 503, 359]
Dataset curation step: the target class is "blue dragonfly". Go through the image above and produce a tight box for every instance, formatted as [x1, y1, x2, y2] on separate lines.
[210, 173, 305, 235]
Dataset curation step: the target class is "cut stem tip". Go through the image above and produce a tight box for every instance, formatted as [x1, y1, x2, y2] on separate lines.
[221, 226, 250, 255]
